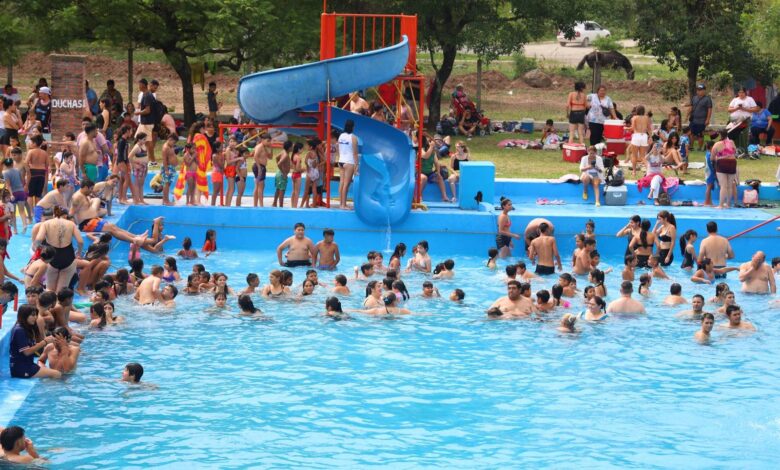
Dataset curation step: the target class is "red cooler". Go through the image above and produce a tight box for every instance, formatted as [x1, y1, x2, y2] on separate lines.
[562, 143, 586, 163]
[606, 139, 626, 155]
[604, 119, 625, 139]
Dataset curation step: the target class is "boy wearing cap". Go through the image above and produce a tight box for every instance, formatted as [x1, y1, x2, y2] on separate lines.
[686, 84, 713, 151]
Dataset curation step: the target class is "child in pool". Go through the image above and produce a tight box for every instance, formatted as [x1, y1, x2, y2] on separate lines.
[433, 259, 455, 279]
[240, 273, 260, 295]
[486, 248, 498, 269]
[332, 274, 350, 295]
[177, 237, 198, 259]
[202, 229, 217, 257]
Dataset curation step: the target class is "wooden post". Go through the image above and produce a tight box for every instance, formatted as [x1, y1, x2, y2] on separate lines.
[476, 58, 482, 111]
[127, 47, 134, 105]
[592, 58, 601, 93]
[6, 63, 12, 86]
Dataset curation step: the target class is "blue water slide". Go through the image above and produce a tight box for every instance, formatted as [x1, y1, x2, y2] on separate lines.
[237, 37, 415, 226]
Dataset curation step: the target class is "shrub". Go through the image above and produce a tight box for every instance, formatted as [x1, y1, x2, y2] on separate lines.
[708, 71, 734, 92]
[513, 53, 539, 79]
[593, 36, 623, 52]
[657, 80, 687, 102]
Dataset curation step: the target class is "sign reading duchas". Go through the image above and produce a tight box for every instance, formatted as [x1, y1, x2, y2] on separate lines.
[51, 98, 85, 109]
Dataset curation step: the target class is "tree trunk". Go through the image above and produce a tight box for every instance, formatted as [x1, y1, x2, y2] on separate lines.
[687, 56, 700, 100]
[6, 63, 11, 86]
[476, 58, 482, 111]
[127, 48, 133, 106]
[163, 48, 196, 127]
[426, 44, 457, 131]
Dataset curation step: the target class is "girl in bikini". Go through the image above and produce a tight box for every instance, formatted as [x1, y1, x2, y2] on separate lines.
[300, 139, 320, 208]
[162, 257, 181, 283]
[566, 81, 587, 144]
[128, 133, 148, 205]
[223, 137, 240, 206]
[290, 142, 304, 208]
[679, 230, 697, 271]
[262, 269, 290, 298]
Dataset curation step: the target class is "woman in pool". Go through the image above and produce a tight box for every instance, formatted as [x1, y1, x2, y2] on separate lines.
[388, 243, 406, 273]
[582, 285, 595, 303]
[177, 237, 199, 259]
[211, 273, 235, 296]
[692, 258, 738, 284]
[324, 296, 350, 320]
[162, 257, 181, 283]
[638, 273, 652, 296]
[709, 282, 730, 304]
[238, 294, 263, 316]
[558, 313, 578, 333]
[495, 198, 520, 259]
[679, 229, 698, 271]
[364, 292, 411, 316]
[113, 269, 135, 296]
[589, 269, 607, 297]
[486, 248, 498, 270]
[579, 295, 608, 321]
[629, 219, 656, 268]
[183, 274, 200, 295]
[214, 292, 227, 308]
[9, 305, 61, 379]
[202, 229, 217, 256]
[551, 284, 571, 308]
[103, 301, 125, 325]
[300, 279, 316, 297]
[616, 215, 642, 256]
[653, 210, 677, 266]
[89, 302, 107, 329]
[262, 270, 290, 298]
[363, 280, 383, 308]
[23, 246, 53, 288]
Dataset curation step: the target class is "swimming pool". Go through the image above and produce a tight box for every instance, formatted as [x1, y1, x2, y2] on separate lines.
[4, 239, 780, 468]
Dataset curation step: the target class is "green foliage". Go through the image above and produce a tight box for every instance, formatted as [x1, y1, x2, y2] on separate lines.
[0, 13, 26, 66]
[708, 71, 734, 92]
[512, 53, 539, 79]
[657, 80, 687, 102]
[592, 35, 622, 52]
[632, 0, 764, 97]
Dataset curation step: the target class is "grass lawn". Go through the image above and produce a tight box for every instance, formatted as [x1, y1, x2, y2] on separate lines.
[459, 132, 779, 181]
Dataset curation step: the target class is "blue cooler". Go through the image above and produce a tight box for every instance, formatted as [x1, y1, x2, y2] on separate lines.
[520, 118, 534, 133]
[605, 185, 627, 206]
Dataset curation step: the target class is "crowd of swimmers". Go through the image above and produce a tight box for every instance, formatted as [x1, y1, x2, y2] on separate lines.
[2, 203, 778, 462]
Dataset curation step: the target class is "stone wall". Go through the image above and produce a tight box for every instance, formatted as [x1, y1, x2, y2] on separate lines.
[50, 54, 87, 142]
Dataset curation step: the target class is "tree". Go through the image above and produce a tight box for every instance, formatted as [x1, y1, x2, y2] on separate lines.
[633, 0, 762, 98]
[12, 0, 320, 126]
[0, 13, 25, 83]
[331, 0, 585, 129]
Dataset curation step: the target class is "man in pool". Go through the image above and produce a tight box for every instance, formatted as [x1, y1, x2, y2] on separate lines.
[487, 280, 534, 317]
[71, 179, 148, 245]
[573, 238, 595, 275]
[33, 179, 68, 223]
[606, 281, 646, 314]
[697, 221, 734, 278]
[276, 222, 317, 267]
[160, 284, 178, 308]
[38, 327, 81, 373]
[524, 218, 555, 257]
[528, 222, 562, 275]
[0, 426, 42, 464]
[718, 305, 756, 331]
[738, 251, 776, 294]
[694, 313, 715, 343]
[675, 294, 710, 320]
[122, 362, 144, 383]
[314, 228, 340, 270]
[135, 265, 163, 305]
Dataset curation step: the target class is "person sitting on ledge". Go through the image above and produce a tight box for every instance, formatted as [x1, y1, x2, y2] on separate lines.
[579, 145, 604, 207]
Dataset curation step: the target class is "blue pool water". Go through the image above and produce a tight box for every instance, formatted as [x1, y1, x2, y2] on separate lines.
[5, 244, 780, 468]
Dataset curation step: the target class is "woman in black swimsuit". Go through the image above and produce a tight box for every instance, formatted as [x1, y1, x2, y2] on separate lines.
[33, 207, 83, 292]
[679, 229, 698, 271]
[654, 210, 677, 266]
[629, 219, 656, 268]
[616, 215, 642, 256]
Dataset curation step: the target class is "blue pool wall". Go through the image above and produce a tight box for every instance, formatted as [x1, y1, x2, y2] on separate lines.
[138, 172, 780, 205]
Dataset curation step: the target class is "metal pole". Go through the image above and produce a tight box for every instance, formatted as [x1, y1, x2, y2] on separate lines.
[476, 58, 482, 111]
[127, 47, 134, 106]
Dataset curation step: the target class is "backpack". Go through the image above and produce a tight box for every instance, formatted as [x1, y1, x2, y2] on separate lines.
[152, 98, 167, 125]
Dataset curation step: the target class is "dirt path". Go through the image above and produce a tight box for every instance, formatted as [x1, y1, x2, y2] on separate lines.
[523, 40, 655, 66]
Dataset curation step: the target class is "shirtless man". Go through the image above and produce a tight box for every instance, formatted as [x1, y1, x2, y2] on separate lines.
[135, 265, 163, 305]
[314, 228, 340, 270]
[38, 327, 81, 373]
[276, 222, 317, 267]
[694, 313, 715, 343]
[697, 221, 734, 277]
[70, 179, 148, 244]
[606, 281, 647, 314]
[718, 304, 756, 331]
[495, 198, 520, 258]
[524, 218, 555, 257]
[25, 134, 50, 209]
[0, 426, 42, 464]
[78, 123, 100, 183]
[573, 238, 595, 275]
[676, 294, 710, 320]
[252, 133, 272, 207]
[160, 134, 178, 206]
[738, 251, 776, 294]
[528, 222, 562, 275]
[33, 179, 68, 222]
[487, 280, 534, 317]
[159, 284, 178, 307]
